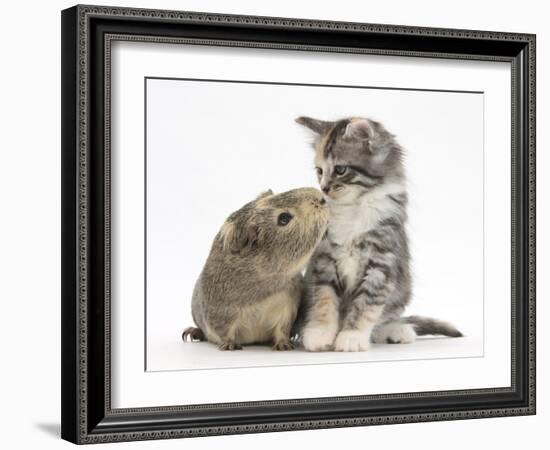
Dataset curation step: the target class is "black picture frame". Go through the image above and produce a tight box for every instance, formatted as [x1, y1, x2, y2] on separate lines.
[61, 4, 536, 444]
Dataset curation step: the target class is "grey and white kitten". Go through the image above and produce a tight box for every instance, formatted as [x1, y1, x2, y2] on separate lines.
[295, 116, 462, 352]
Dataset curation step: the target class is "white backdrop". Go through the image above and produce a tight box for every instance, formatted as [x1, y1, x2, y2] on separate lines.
[0, 0, 547, 449]
[146, 77, 485, 371]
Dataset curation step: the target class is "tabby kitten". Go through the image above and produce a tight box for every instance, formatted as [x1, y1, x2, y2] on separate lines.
[295, 116, 462, 352]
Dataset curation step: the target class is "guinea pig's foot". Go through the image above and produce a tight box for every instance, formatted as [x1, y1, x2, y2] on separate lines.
[182, 327, 205, 342]
[218, 342, 243, 351]
[272, 340, 294, 351]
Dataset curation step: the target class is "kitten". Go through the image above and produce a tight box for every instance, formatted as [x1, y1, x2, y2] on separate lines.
[295, 116, 462, 352]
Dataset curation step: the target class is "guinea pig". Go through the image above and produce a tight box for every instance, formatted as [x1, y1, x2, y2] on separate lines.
[182, 188, 329, 351]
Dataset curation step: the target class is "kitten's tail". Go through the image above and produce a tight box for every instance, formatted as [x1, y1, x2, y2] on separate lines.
[401, 316, 463, 338]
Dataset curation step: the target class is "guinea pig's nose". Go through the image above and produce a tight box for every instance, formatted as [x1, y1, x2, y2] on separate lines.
[319, 198, 326, 205]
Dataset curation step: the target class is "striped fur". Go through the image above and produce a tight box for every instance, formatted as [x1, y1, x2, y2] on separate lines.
[295, 116, 462, 351]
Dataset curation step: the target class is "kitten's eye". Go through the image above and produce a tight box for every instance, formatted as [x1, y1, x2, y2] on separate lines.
[315, 167, 323, 176]
[334, 165, 347, 175]
[277, 212, 293, 226]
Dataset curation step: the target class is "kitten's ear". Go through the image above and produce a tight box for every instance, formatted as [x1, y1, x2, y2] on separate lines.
[344, 118, 372, 140]
[220, 221, 260, 254]
[295, 116, 332, 134]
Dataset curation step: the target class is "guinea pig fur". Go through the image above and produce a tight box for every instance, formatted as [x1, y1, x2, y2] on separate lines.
[182, 188, 329, 351]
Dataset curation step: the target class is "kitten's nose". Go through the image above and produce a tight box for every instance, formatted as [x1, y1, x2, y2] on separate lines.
[321, 186, 330, 194]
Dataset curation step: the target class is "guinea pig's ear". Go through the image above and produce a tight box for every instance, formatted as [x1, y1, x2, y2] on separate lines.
[220, 221, 261, 254]
[295, 116, 332, 135]
[254, 189, 273, 202]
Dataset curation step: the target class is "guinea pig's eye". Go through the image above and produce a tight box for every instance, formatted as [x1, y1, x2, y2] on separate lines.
[315, 167, 323, 176]
[277, 212, 293, 226]
[334, 165, 347, 176]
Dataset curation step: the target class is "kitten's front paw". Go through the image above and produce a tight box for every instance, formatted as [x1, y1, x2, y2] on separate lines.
[302, 326, 336, 352]
[334, 330, 371, 352]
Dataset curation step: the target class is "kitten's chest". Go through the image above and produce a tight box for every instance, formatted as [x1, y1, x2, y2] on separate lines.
[326, 200, 387, 291]
[328, 197, 388, 245]
[333, 244, 363, 292]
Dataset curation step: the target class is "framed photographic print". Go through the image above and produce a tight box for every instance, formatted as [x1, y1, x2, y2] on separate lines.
[61, 4, 536, 444]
